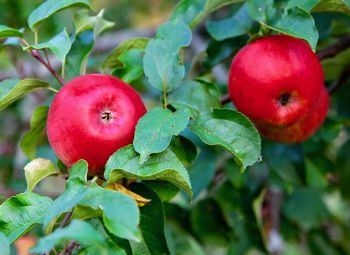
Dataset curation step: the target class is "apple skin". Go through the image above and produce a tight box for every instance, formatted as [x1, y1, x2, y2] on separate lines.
[47, 74, 146, 175]
[256, 87, 329, 143]
[15, 235, 36, 255]
[228, 34, 329, 143]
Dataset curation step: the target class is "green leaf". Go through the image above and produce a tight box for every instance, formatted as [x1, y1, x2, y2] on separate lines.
[336, 140, 350, 198]
[171, 0, 206, 26]
[215, 182, 258, 253]
[111, 49, 144, 84]
[285, 0, 319, 11]
[190, 199, 230, 244]
[105, 145, 192, 196]
[103, 37, 150, 70]
[24, 158, 57, 192]
[263, 143, 303, 188]
[44, 161, 140, 242]
[168, 80, 221, 118]
[171, 0, 243, 27]
[74, 9, 114, 36]
[0, 79, 49, 111]
[267, 7, 319, 50]
[252, 189, 268, 248]
[28, 0, 91, 31]
[81, 219, 130, 255]
[68, 159, 89, 181]
[190, 108, 261, 170]
[0, 192, 52, 243]
[246, 0, 275, 23]
[322, 48, 350, 81]
[188, 148, 217, 198]
[134, 107, 190, 163]
[24, 29, 71, 62]
[0, 36, 22, 51]
[65, 30, 94, 80]
[205, 37, 246, 68]
[205, 0, 244, 13]
[129, 183, 170, 255]
[0, 233, 9, 255]
[30, 220, 106, 254]
[0, 25, 23, 38]
[247, 1, 318, 50]
[20, 106, 49, 159]
[143, 21, 192, 92]
[170, 136, 199, 168]
[207, 4, 253, 41]
[43, 179, 88, 233]
[144, 181, 179, 202]
[165, 222, 206, 255]
[43, 161, 89, 232]
[283, 188, 330, 230]
[77, 187, 140, 242]
[66, 9, 111, 78]
[306, 158, 328, 189]
[313, 0, 350, 16]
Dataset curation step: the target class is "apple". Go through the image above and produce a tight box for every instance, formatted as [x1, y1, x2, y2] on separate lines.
[15, 235, 36, 255]
[47, 74, 146, 175]
[256, 87, 329, 143]
[228, 34, 329, 143]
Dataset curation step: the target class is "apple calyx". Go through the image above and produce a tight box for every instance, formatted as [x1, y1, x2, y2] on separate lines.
[101, 110, 113, 122]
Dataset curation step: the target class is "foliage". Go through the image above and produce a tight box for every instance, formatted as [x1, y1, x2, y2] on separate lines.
[0, 0, 350, 254]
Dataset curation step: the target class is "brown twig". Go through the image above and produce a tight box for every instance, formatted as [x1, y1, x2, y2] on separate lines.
[0, 185, 17, 198]
[39, 212, 74, 255]
[327, 67, 350, 94]
[59, 240, 78, 255]
[220, 94, 231, 104]
[59, 212, 73, 228]
[266, 187, 283, 255]
[317, 35, 350, 60]
[30, 50, 65, 86]
[44, 49, 53, 71]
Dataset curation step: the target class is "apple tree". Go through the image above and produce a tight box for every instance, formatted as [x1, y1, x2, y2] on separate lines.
[0, 0, 350, 254]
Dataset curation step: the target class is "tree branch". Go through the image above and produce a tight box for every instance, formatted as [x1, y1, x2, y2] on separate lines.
[267, 187, 284, 255]
[220, 94, 231, 104]
[39, 212, 74, 255]
[327, 67, 350, 94]
[58, 240, 78, 255]
[29, 50, 65, 86]
[317, 35, 350, 60]
[59, 212, 73, 228]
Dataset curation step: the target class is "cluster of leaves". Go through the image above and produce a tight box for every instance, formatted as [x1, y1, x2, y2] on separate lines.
[1, 0, 350, 254]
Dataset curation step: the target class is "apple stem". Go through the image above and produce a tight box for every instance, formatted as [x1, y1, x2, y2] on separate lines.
[163, 82, 168, 108]
[31, 50, 65, 86]
[47, 87, 59, 93]
[34, 30, 39, 45]
[21, 39, 65, 86]
[43, 49, 53, 71]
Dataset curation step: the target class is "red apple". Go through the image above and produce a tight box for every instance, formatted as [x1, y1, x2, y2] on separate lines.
[256, 87, 329, 143]
[228, 34, 329, 143]
[47, 74, 146, 175]
[15, 235, 36, 255]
